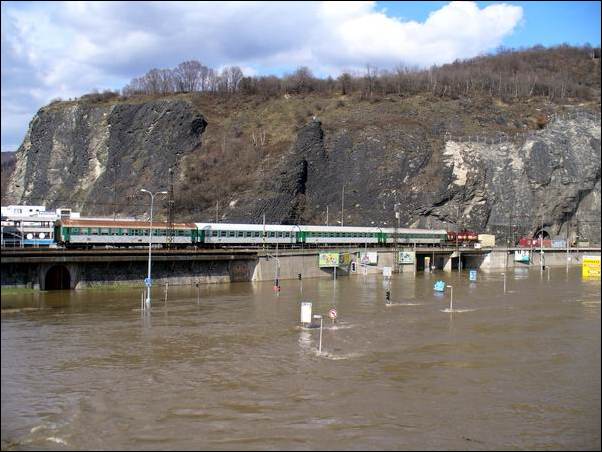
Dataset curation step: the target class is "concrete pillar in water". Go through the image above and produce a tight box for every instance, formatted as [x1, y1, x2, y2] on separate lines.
[443, 255, 452, 272]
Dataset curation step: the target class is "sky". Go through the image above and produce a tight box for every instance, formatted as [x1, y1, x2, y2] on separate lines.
[1, 1, 600, 153]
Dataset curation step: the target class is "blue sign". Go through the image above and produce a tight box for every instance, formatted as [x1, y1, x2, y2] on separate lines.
[469, 270, 477, 281]
[144, 277, 152, 287]
[434, 280, 446, 292]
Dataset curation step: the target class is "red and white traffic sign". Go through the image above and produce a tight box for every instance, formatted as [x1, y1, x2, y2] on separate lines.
[328, 308, 337, 320]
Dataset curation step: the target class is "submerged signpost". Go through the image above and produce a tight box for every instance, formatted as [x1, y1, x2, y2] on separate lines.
[447, 284, 454, 312]
[314, 314, 323, 353]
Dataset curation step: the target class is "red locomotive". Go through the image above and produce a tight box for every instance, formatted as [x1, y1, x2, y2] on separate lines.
[447, 230, 479, 246]
[519, 237, 552, 248]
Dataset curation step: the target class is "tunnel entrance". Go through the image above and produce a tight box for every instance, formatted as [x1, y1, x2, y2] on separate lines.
[534, 229, 550, 240]
[45, 265, 71, 290]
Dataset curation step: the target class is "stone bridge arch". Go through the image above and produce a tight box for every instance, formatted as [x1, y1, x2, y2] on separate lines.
[41, 264, 77, 290]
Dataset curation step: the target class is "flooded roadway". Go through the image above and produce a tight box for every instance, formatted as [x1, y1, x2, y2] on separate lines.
[1, 268, 600, 450]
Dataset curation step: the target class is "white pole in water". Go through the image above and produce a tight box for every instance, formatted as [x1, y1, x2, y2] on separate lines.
[502, 272, 506, 294]
[141, 189, 168, 307]
[164, 282, 168, 305]
[547, 266, 550, 281]
[447, 285, 453, 312]
[314, 314, 323, 353]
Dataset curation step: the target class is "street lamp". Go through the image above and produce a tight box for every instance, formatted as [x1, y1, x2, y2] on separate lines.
[140, 189, 168, 307]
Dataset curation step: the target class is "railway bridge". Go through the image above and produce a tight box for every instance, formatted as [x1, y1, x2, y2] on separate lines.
[1, 246, 598, 290]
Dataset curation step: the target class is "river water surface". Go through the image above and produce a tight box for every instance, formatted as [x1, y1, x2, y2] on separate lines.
[1, 268, 600, 450]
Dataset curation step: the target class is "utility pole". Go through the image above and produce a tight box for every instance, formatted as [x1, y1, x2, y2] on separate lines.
[112, 164, 117, 220]
[215, 200, 219, 223]
[540, 211, 544, 272]
[394, 203, 400, 271]
[167, 167, 175, 249]
[326, 205, 329, 226]
[262, 213, 266, 250]
[341, 185, 345, 226]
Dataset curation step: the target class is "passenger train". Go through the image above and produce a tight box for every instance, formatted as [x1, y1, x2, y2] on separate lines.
[54, 218, 452, 248]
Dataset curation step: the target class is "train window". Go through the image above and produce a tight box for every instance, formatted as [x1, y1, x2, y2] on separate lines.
[228, 231, 235, 237]
[211, 231, 218, 237]
[277, 232, 283, 238]
[91, 228, 99, 235]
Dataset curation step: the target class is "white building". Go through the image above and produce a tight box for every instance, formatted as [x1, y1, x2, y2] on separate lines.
[1, 205, 80, 247]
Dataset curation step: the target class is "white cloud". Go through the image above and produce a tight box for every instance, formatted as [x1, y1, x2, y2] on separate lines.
[1, 1, 523, 150]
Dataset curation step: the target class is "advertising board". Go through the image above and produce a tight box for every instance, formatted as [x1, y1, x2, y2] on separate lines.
[319, 252, 340, 267]
[398, 251, 415, 264]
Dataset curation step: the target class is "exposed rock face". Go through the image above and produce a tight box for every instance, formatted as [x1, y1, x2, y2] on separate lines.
[229, 113, 600, 244]
[6, 99, 206, 216]
[5, 97, 600, 244]
[432, 114, 601, 244]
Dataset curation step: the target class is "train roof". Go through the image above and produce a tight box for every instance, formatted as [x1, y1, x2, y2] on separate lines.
[195, 223, 298, 232]
[58, 218, 196, 229]
[379, 227, 448, 235]
[299, 225, 382, 233]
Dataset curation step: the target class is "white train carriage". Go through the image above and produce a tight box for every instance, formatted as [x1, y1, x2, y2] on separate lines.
[196, 223, 298, 246]
[299, 225, 382, 245]
[56, 219, 196, 247]
[381, 227, 448, 245]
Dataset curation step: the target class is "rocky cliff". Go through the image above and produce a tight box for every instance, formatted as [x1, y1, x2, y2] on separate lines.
[4, 94, 601, 244]
[6, 98, 206, 216]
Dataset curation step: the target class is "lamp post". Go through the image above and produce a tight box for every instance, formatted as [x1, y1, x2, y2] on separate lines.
[140, 189, 167, 307]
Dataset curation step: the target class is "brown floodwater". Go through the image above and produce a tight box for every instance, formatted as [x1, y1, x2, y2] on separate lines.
[1, 268, 600, 450]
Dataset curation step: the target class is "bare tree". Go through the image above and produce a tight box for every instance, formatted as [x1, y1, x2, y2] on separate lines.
[173, 60, 206, 92]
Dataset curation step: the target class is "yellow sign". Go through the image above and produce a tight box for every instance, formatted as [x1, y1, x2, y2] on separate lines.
[339, 253, 352, 266]
[582, 256, 601, 278]
[319, 252, 340, 268]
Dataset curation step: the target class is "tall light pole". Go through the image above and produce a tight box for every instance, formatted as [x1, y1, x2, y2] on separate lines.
[140, 189, 167, 307]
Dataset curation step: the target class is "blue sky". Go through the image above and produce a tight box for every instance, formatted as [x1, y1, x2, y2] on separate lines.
[380, 1, 600, 47]
[1, 1, 600, 152]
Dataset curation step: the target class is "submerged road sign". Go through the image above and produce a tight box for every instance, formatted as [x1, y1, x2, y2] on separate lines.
[328, 308, 337, 320]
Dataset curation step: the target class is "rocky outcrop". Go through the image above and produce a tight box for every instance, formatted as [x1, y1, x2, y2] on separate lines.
[227, 111, 600, 244]
[6, 99, 206, 216]
[430, 113, 601, 244]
